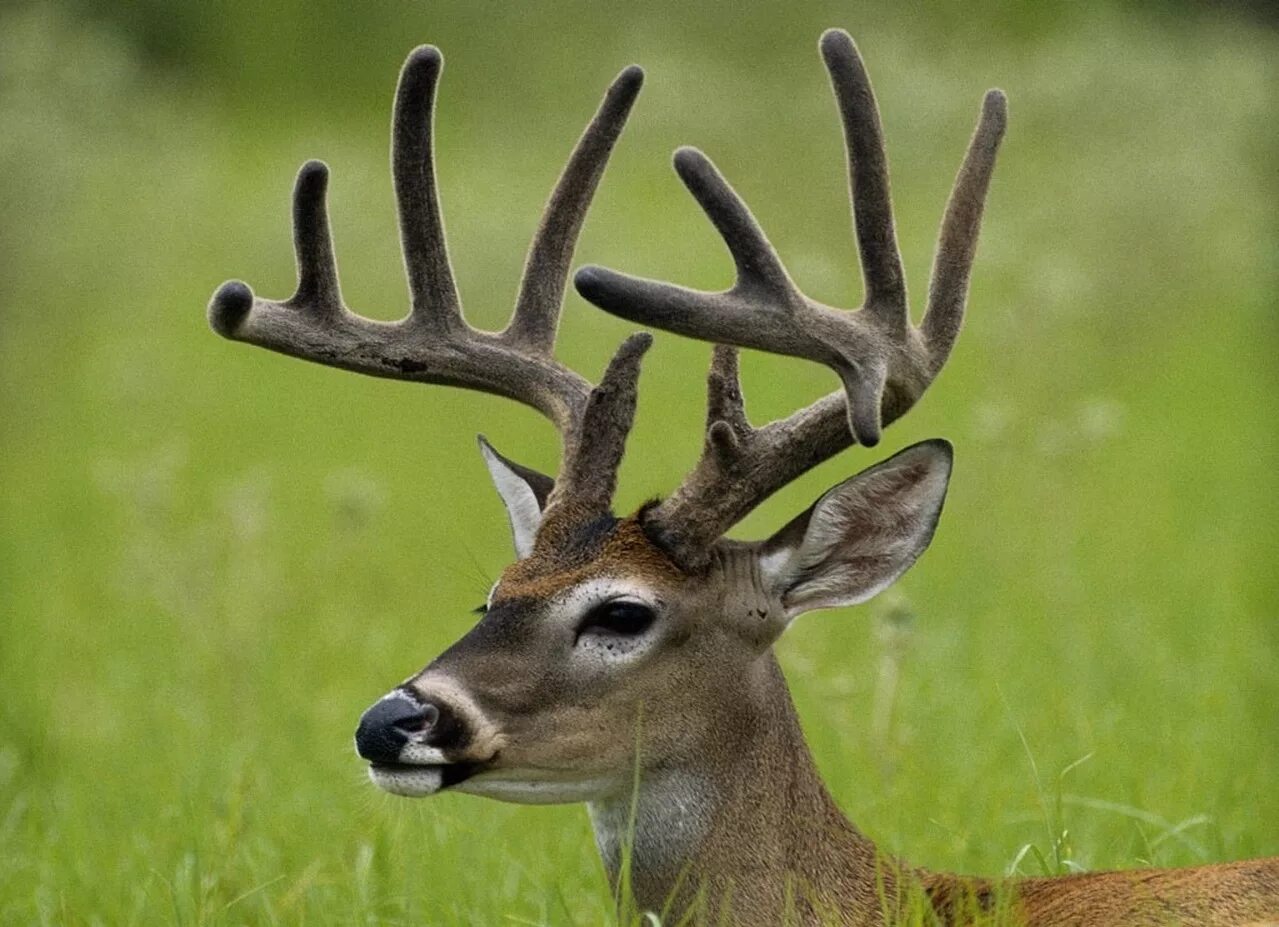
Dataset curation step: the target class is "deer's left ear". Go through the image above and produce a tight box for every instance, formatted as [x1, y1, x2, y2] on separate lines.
[477, 436, 555, 558]
[757, 440, 952, 621]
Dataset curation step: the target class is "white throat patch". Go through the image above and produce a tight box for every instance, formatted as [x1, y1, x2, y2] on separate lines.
[587, 770, 715, 874]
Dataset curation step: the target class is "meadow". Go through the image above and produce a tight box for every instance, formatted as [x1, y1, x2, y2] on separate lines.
[1, 2, 1275, 924]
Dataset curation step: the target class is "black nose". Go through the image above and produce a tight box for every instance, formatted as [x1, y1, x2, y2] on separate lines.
[354, 692, 440, 764]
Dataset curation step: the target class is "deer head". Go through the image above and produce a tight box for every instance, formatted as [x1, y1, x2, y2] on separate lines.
[209, 29, 1005, 919]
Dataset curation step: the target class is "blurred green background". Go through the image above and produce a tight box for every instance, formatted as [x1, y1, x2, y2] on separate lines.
[1, 1, 1276, 924]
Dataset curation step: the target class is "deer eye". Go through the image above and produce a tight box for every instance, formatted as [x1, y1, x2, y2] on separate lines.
[578, 600, 655, 638]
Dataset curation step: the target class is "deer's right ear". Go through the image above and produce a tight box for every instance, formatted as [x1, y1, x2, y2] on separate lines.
[478, 436, 555, 558]
[756, 440, 953, 624]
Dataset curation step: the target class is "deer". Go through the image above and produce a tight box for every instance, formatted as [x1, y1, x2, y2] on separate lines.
[207, 28, 1279, 927]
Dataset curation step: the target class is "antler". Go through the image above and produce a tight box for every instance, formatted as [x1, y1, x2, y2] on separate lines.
[208, 46, 648, 520]
[573, 29, 1006, 566]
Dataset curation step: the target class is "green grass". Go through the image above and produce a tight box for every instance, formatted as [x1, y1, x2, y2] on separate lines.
[1, 2, 1275, 924]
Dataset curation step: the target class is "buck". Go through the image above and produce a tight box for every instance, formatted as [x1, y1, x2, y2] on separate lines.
[208, 30, 1278, 927]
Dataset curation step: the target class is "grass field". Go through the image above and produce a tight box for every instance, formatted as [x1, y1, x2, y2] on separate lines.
[1, 2, 1276, 924]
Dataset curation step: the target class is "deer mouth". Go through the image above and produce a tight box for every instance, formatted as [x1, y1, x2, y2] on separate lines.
[367, 761, 480, 797]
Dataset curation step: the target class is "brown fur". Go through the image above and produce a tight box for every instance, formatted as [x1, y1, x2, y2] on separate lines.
[1007, 861, 1279, 925]
[499, 514, 687, 598]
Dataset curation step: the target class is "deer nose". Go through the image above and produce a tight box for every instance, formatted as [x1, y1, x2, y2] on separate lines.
[354, 691, 442, 763]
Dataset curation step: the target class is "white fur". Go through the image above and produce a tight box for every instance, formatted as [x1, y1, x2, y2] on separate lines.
[479, 440, 543, 558]
[457, 771, 624, 805]
[756, 546, 791, 586]
[368, 764, 443, 798]
[398, 742, 449, 765]
[588, 771, 713, 872]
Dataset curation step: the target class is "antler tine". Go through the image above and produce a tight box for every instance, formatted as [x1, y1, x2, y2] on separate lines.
[706, 346, 749, 442]
[672, 148, 797, 300]
[545, 332, 653, 520]
[575, 29, 1007, 566]
[820, 28, 907, 325]
[209, 45, 646, 461]
[394, 46, 463, 334]
[505, 66, 645, 353]
[208, 157, 345, 337]
[575, 147, 799, 338]
[648, 351, 852, 568]
[290, 160, 343, 310]
[922, 89, 1008, 373]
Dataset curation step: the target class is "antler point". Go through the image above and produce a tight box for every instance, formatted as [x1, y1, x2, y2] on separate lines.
[406, 45, 443, 71]
[295, 159, 330, 193]
[819, 28, 855, 59]
[983, 89, 1009, 131]
[616, 64, 645, 91]
[208, 280, 254, 338]
[622, 330, 655, 356]
[572, 264, 611, 300]
[672, 146, 707, 175]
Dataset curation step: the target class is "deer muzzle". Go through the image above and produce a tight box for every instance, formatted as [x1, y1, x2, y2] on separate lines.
[355, 687, 483, 797]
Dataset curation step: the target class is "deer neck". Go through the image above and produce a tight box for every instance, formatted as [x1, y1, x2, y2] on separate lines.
[587, 653, 902, 925]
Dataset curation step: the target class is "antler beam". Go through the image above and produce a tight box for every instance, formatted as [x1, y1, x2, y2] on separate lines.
[574, 29, 1006, 565]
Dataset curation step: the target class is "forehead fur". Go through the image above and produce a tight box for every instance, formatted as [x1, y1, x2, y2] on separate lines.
[496, 512, 687, 602]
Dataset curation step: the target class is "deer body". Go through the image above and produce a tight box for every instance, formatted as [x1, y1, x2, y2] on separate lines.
[208, 28, 1277, 926]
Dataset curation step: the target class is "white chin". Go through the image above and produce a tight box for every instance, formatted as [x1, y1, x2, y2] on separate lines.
[368, 765, 444, 798]
[455, 773, 619, 805]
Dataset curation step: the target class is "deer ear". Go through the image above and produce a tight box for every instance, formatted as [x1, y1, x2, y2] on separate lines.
[477, 436, 555, 558]
[757, 440, 952, 621]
